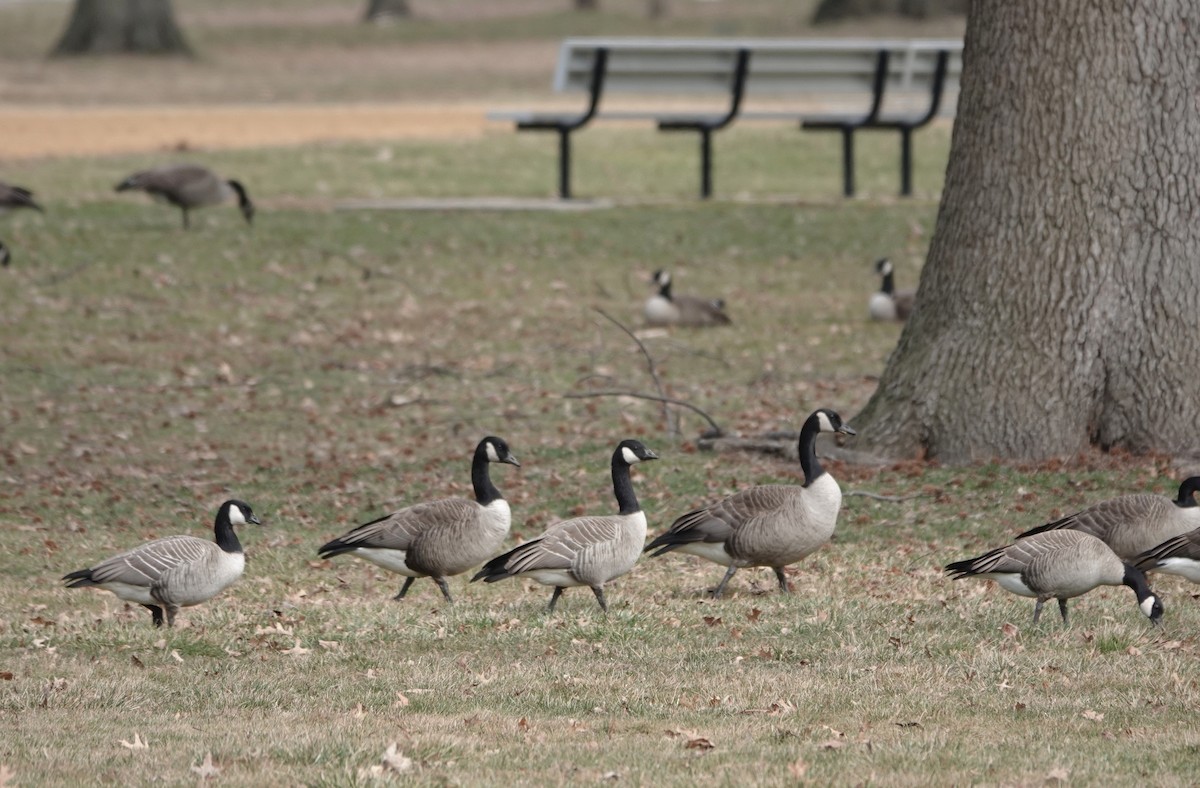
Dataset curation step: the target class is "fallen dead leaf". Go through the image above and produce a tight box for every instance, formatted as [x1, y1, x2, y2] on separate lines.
[1045, 766, 1070, 783]
[819, 738, 846, 750]
[1001, 622, 1019, 639]
[381, 743, 414, 775]
[395, 691, 410, 707]
[788, 758, 808, 778]
[281, 639, 310, 656]
[119, 732, 149, 751]
[1081, 709, 1104, 722]
[0, 764, 14, 787]
[190, 752, 220, 780]
[702, 616, 722, 627]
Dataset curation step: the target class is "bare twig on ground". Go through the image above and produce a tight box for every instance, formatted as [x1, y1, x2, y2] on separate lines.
[844, 490, 926, 503]
[592, 307, 679, 435]
[562, 390, 724, 437]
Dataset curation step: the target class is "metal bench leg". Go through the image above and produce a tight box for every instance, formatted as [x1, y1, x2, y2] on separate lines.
[700, 129, 713, 199]
[558, 128, 572, 199]
[899, 128, 913, 197]
[841, 128, 855, 198]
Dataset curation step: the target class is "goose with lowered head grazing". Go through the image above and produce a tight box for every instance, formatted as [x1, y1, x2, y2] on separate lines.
[0, 181, 44, 214]
[62, 499, 260, 627]
[644, 408, 855, 598]
[643, 269, 731, 327]
[945, 529, 1163, 627]
[318, 436, 520, 603]
[115, 164, 254, 229]
[1015, 477, 1200, 561]
[868, 258, 915, 322]
[472, 439, 658, 613]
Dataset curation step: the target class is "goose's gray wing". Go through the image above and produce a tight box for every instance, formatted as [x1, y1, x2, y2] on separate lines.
[506, 517, 621, 574]
[332, 498, 476, 551]
[84, 535, 214, 587]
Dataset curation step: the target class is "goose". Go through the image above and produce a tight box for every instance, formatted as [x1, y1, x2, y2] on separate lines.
[945, 529, 1163, 627]
[1015, 477, 1200, 561]
[1134, 528, 1200, 583]
[115, 164, 254, 229]
[0, 240, 9, 268]
[644, 408, 855, 598]
[318, 436, 520, 603]
[643, 269, 731, 327]
[868, 258, 915, 322]
[0, 181, 43, 214]
[471, 439, 658, 613]
[62, 499, 259, 627]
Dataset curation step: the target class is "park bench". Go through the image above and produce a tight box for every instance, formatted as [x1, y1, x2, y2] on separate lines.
[488, 37, 963, 199]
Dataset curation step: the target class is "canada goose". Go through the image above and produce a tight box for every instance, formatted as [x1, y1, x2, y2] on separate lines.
[115, 164, 254, 229]
[471, 439, 658, 613]
[945, 530, 1163, 627]
[643, 269, 731, 327]
[0, 181, 43, 214]
[1015, 477, 1200, 561]
[1134, 528, 1200, 583]
[62, 499, 259, 627]
[868, 258, 915, 322]
[644, 408, 855, 598]
[318, 436, 520, 603]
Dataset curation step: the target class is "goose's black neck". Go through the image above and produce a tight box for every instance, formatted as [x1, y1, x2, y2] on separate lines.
[1174, 477, 1200, 507]
[880, 269, 895, 296]
[612, 451, 642, 515]
[227, 180, 251, 208]
[658, 278, 674, 301]
[797, 416, 825, 488]
[1122, 564, 1152, 599]
[471, 445, 504, 506]
[213, 510, 244, 554]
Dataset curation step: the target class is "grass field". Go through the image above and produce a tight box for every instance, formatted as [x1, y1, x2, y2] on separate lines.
[2, 2, 1199, 786]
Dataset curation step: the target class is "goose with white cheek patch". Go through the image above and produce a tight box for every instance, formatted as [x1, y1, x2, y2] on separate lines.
[472, 439, 658, 613]
[868, 258, 915, 322]
[945, 529, 1163, 627]
[318, 436, 520, 603]
[62, 499, 259, 627]
[1015, 477, 1200, 561]
[643, 269, 731, 327]
[644, 408, 855, 598]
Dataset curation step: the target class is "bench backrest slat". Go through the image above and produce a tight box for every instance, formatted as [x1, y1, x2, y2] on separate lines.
[553, 37, 963, 104]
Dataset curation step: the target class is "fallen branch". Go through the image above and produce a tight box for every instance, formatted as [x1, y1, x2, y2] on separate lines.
[563, 389, 724, 438]
[844, 490, 925, 503]
[592, 307, 677, 434]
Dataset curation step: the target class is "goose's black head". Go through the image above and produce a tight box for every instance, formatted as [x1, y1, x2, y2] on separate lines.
[874, 258, 893, 277]
[616, 439, 659, 466]
[480, 436, 521, 467]
[808, 408, 857, 437]
[1174, 477, 1200, 508]
[227, 180, 255, 224]
[219, 499, 261, 527]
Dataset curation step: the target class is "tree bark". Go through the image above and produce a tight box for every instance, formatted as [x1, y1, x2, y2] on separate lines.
[364, 0, 412, 22]
[852, 0, 1200, 463]
[812, 0, 966, 24]
[52, 0, 191, 56]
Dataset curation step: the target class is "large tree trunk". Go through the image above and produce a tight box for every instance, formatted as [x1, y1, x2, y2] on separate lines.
[852, 1, 1200, 464]
[52, 0, 191, 56]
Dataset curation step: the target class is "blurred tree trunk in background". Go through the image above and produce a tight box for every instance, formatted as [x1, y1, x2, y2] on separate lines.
[52, 0, 191, 56]
[364, 0, 411, 22]
[812, 0, 966, 24]
[573, 0, 598, 9]
[647, 0, 666, 18]
[851, 0, 1200, 463]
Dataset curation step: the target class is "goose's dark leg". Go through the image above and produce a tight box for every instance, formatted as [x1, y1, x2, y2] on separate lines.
[1032, 598, 1046, 624]
[547, 586, 564, 613]
[711, 565, 738, 599]
[432, 577, 453, 604]
[1058, 598, 1070, 628]
[590, 585, 608, 613]
[773, 567, 790, 593]
[143, 604, 164, 627]
[165, 605, 180, 628]
[393, 577, 416, 600]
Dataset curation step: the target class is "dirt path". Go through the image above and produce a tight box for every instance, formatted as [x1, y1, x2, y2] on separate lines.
[0, 103, 499, 159]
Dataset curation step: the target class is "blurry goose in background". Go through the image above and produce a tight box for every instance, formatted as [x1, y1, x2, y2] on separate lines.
[1015, 477, 1200, 560]
[0, 181, 43, 214]
[1135, 527, 1200, 583]
[115, 164, 254, 229]
[643, 269, 731, 327]
[868, 258, 915, 321]
[62, 499, 260, 627]
[0, 240, 9, 268]
[472, 439, 658, 613]
[945, 529, 1163, 627]
[644, 408, 855, 598]
[318, 436, 520, 603]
